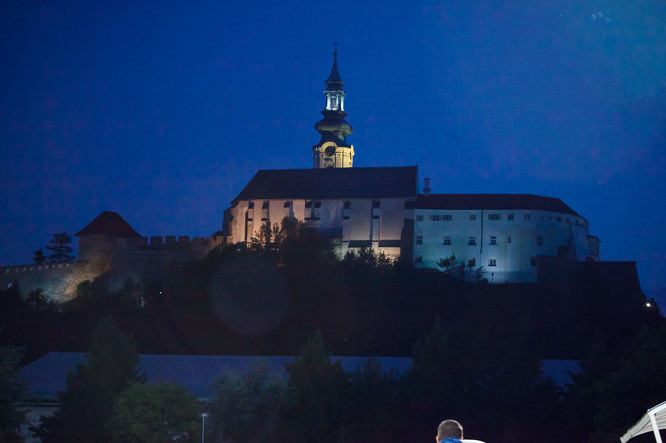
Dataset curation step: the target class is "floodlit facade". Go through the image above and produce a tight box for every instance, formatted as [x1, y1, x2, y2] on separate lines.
[413, 194, 601, 283]
[223, 50, 601, 282]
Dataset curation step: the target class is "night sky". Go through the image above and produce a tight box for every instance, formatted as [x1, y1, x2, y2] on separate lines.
[2, 1, 665, 308]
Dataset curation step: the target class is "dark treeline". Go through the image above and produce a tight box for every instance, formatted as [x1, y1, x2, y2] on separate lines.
[1, 219, 664, 441]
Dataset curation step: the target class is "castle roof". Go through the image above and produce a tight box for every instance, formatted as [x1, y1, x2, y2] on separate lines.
[417, 194, 582, 217]
[232, 166, 418, 204]
[75, 211, 142, 237]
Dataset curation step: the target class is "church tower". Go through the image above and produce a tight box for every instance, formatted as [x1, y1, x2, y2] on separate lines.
[313, 48, 354, 168]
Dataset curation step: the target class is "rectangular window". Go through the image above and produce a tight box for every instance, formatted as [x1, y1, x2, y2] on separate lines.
[430, 215, 440, 221]
[416, 235, 423, 245]
[469, 214, 477, 221]
[262, 201, 269, 209]
[490, 236, 497, 245]
[342, 215, 349, 220]
[372, 215, 379, 219]
[248, 202, 255, 209]
[507, 214, 514, 220]
[416, 215, 423, 221]
[488, 259, 497, 267]
[443, 214, 452, 221]
[530, 257, 537, 266]
[373, 200, 381, 208]
[557, 216, 562, 222]
[507, 236, 512, 244]
[524, 214, 531, 221]
[314, 201, 322, 208]
[467, 258, 476, 267]
[566, 218, 570, 223]
[468, 237, 476, 246]
[443, 236, 451, 245]
[343, 201, 351, 209]
[537, 235, 544, 247]
[305, 201, 312, 209]
[488, 214, 501, 220]
[404, 200, 415, 209]
[283, 201, 291, 208]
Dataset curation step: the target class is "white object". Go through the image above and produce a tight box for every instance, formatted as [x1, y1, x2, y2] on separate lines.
[621, 400, 666, 442]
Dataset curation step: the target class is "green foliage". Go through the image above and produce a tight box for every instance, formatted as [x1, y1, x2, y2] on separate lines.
[37, 316, 146, 442]
[342, 247, 393, 270]
[0, 346, 27, 442]
[45, 232, 74, 263]
[283, 332, 349, 442]
[209, 359, 286, 443]
[110, 382, 200, 443]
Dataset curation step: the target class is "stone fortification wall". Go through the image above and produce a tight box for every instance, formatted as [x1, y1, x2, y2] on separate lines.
[106, 235, 224, 293]
[0, 235, 225, 301]
[0, 261, 98, 302]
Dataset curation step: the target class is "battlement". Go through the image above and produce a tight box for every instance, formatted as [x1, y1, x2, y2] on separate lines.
[136, 235, 224, 250]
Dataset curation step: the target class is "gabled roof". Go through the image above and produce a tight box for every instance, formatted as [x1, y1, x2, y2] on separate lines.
[232, 166, 418, 204]
[75, 211, 142, 237]
[417, 194, 581, 217]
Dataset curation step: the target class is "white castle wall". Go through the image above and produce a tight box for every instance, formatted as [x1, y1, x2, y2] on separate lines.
[229, 197, 413, 259]
[413, 208, 596, 283]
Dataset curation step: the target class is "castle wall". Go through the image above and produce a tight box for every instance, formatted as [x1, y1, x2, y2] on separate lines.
[229, 197, 413, 260]
[0, 261, 98, 302]
[413, 208, 595, 283]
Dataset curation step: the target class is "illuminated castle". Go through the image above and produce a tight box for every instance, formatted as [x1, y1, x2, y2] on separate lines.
[224, 50, 601, 283]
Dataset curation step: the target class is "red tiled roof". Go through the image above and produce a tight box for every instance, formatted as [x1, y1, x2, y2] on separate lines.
[75, 211, 142, 237]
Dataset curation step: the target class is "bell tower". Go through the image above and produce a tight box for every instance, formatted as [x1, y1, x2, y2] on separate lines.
[313, 46, 354, 168]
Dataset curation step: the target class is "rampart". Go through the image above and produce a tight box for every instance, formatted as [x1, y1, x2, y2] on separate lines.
[0, 234, 226, 301]
[0, 261, 98, 302]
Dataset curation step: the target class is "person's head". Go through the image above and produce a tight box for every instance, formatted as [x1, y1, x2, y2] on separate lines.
[437, 419, 463, 441]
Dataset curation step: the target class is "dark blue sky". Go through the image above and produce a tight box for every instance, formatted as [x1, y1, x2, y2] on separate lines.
[2, 1, 665, 307]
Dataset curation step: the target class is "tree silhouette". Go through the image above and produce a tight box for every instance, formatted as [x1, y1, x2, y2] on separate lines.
[45, 232, 74, 263]
[32, 248, 46, 264]
[36, 316, 146, 442]
[110, 382, 200, 443]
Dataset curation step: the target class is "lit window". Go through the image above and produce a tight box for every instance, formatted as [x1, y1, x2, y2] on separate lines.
[443, 236, 451, 245]
[416, 215, 423, 221]
[490, 236, 497, 245]
[537, 236, 544, 247]
[469, 214, 477, 221]
[488, 214, 501, 220]
[468, 237, 476, 246]
[489, 259, 497, 267]
[416, 235, 423, 245]
[508, 214, 514, 220]
[524, 214, 531, 221]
